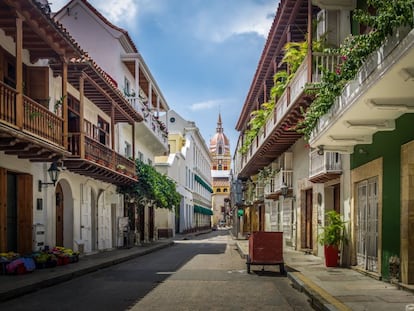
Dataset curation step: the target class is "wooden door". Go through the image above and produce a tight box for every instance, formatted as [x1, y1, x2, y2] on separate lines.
[26, 66, 49, 106]
[17, 174, 33, 254]
[56, 183, 64, 246]
[139, 207, 145, 242]
[0, 168, 6, 252]
[301, 189, 313, 249]
[149, 206, 154, 240]
[357, 178, 378, 272]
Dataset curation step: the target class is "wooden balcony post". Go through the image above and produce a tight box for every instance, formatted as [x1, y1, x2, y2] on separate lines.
[132, 122, 136, 160]
[111, 104, 115, 164]
[134, 59, 139, 99]
[62, 61, 68, 148]
[79, 75, 85, 158]
[15, 14, 23, 128]
[307, 0, 313, 83]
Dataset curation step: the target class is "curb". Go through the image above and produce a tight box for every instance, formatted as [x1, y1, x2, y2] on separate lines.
[287, 271, 351, 311]
[0, 241, 174, 302]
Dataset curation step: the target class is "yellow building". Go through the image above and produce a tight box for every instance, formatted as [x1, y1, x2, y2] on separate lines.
[209, 114, 231, 226]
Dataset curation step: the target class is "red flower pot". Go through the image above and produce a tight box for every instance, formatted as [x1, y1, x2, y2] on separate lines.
[324, 245, 339, 267]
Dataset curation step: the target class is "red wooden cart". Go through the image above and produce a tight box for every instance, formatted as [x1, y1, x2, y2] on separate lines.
[246, 231, 285, 275]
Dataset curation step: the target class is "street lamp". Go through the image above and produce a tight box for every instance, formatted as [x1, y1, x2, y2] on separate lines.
[38, 161, 60, 192]
[281, 182, 288, 197]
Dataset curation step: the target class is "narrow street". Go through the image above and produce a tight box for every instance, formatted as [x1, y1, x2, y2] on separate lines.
[0, 231, 313, 311]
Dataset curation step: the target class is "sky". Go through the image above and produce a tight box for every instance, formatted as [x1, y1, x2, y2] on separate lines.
[50, 0, 277, 154]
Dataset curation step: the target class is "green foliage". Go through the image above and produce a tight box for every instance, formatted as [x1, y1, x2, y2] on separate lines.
[297, 0, 414, 139]
[238, 38, 324, 155]
[318, 210, 347, 247]
[257, 167, 275, 184]
[54, 95, 66, 114]
[119, 160, 181, 210]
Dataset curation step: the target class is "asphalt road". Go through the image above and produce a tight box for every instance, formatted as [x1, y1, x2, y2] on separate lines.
[0, 230, 314, 311]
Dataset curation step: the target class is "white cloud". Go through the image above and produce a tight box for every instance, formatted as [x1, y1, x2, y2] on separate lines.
[190, 99, 226, 111]
[190, 1, 276, 43]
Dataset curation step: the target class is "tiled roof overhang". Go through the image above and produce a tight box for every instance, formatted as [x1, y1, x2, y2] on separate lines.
[235, 0, 313, 131]
[0, 0, 84, 62]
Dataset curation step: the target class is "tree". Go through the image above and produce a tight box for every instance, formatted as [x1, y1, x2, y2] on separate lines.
[119, 160, 181, 210]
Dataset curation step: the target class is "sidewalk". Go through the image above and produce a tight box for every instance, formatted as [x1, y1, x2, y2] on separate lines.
[0, 229, 214, 302]
[236, 239, 414, 311]
[0, 239, 174, 302]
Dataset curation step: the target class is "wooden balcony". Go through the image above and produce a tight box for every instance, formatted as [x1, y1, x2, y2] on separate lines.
[64, 130, 137, 186]
[309, 149, 342, 183]
[237, 52, 341, 179]
[0, 81, 68, 161]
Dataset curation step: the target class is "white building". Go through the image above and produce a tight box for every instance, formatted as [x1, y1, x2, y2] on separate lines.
[55, 0, 170, 244]
[0, 0, 141, 254]
[156, 110, 212, 234]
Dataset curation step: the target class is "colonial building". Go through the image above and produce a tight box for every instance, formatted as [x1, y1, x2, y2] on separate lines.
[0, 0, 139, 254]
[209, 114, 231, 227]
[233, 0, 414, 286]
[54, 0, 169, 244]
[156, 110, 212, 234]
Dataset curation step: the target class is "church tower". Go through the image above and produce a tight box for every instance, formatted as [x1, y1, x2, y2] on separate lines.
[209, 113, 231, 227]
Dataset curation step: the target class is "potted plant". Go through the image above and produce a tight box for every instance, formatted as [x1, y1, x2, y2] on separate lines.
[318, 210, 347, 267]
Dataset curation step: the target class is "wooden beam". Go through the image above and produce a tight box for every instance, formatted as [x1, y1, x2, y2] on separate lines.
[15, 13, 23, 128]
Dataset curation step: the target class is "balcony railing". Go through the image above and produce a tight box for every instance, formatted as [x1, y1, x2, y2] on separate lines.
[127, 96, 168, 144]
[309, 149, 342, 183]
[238, 52, 341, 170]
[255, 181, 264, 201]
[67, 125, 135, 177]
[265, 170, 293, 195]
[0, 81, 63, 146]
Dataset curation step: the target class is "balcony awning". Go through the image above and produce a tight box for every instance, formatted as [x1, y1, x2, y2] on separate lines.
[194, 174, 213, 193]
[194, 205, 213, 216]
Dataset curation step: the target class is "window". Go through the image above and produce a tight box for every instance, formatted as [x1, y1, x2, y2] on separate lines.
[124, 77, 130, 96]
[97, 116, 109, 146]
[223, 188, 228, 193]
[138, 151, 143, 161]
[218, 146, 223, 154]
[217, 188, 221, 193]
[124, 142, 132, 158]
[148, 159, 152, 166]
[218, 164, 222, 170]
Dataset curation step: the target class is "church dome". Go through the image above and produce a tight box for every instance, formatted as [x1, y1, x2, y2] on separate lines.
[209, 114, 230, 155]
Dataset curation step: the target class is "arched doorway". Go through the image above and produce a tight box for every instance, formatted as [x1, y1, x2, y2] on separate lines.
[55, 183, 64, 246]
[56, 179, 74, 249]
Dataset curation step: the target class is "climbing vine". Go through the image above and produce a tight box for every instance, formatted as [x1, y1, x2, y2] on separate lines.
[296, 0, 414, 139]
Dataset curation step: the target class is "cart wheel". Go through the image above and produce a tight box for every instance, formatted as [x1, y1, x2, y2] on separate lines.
[280, 263, 286, 276]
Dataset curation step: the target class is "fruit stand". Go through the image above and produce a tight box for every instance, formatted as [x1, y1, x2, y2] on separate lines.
[246, 231, 285, 275]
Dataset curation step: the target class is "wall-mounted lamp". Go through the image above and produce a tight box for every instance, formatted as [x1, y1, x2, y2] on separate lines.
[358, 147, 368, 155]
[38, 162, 60, 192]
[317, 145, 324, 156]
[281, 182, 289, 197]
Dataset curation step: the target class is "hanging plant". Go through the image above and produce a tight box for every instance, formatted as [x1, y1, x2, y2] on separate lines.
[297, 0, 414, 139]
[239, 39, 322, 155]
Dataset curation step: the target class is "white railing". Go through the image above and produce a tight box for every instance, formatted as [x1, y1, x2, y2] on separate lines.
[266, 169, 293, 194]
[126, 96, 168, 145]
[309, 149, 342, 178]
[255, 180, 265, 200]
[240, 52, 341, 169]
